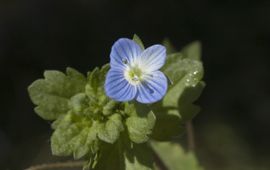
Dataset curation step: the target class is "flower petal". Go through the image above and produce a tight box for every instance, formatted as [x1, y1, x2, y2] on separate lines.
[105, 69, 137, 101]
[136, 71, 168, 103]
[138, 45, 166, 72]
[110, 38, 143, 69]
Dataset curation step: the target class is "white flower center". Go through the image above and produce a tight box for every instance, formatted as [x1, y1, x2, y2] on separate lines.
[124, 65, 144, 85]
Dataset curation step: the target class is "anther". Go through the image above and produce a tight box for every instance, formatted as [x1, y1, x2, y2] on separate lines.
[132, 75, 139, 81]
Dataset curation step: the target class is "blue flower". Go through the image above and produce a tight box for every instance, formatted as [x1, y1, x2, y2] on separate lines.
[105, 38, 168, 104]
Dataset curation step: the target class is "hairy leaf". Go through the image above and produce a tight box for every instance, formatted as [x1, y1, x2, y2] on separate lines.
[126, 103, 156, 143]
[94, 136, 153, 170]
[85, 65, 112, 117]
[51, 113, 99, 159]
[151, 41, 205, 140]
[28, 68, 86, 120]
[98, 114, 124, 144]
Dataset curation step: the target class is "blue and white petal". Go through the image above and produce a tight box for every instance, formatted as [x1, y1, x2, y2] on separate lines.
[136, 71, 168, 103]
[110, 38, 143, 69]
[138, 45, 166, 73]
[105, 69, 137, 101]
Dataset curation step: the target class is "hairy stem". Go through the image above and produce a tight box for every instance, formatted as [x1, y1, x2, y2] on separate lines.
[186, 120, 195, 151]
[25, 161, 84, 170]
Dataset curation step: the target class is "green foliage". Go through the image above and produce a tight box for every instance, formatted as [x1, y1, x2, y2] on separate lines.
[125, 103, 156, 143]
[51, 112, 99, 159]
[162, 38, 176, 54]
[28, 35, 205, 170]
[98, 113, 124, 143]
[151, 141, 203, 170]
[28, 68, 86, 120]
[181, 41, 201, 60]
[93, 135, 153, 170]
[150, 38, 205, 141]
[133, 34, 145, 50]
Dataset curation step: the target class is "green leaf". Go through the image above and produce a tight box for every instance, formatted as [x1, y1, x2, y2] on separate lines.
[151, 141, 203, 170]
[162, 54, 204, 110]
[125, 143, 153, 170]
[93, 141, 125, 170]
[163, 53, 184, 71]
[86, 64, 109, 97]
[84, 64, 114, 118]
[162, 38, 176, 54]
[85, 65, 110, 114]
[70, 93, 89, 115]
[93, 135, 153, 170]
[51, 113, 99, 159]
[181, 41, 201, 60]
[150, 108, 184, 141]
[133, 34, 145, 50]
[178, 82, 205, 121]
[102, 100, 119, 116]
[162, 58, 204, 121]
[125, 103, 156, 143]
[151, 41, 205, 140]
[28, 68, 87, 120]
[98, 114, 124, 144]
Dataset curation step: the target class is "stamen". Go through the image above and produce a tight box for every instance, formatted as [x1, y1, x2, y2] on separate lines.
[132, 75, 139, 81]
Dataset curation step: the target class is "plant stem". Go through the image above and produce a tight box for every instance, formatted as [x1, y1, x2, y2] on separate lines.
[153, 150, 168, 170]
[25, 161, 84, 170]
[186, 120, 195, 151]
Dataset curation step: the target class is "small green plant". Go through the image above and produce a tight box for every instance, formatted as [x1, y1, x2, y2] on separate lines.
[28, 35, 205, 170]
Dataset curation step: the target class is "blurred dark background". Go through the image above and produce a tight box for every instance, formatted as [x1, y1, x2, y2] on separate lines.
[0, 0, 270, 169]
